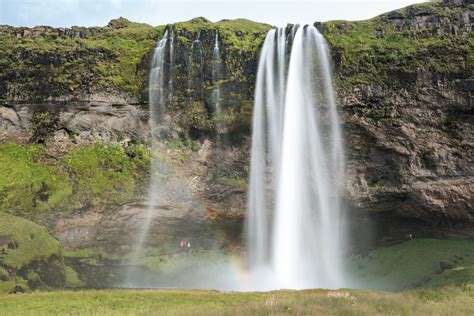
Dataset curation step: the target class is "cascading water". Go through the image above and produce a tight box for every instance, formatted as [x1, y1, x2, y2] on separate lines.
[149, 30, 168, 126]
[246, 25, 345, 290]
[125, 24, 344, 291]
[125, 30, 169, 285]
[212, 31, 222, 110]
[168, 30, 175, 103]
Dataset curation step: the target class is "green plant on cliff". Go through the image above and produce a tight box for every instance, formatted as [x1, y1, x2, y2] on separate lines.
[65, 145, 135, 207]
[0, 144, 72, 215]
[217, 177, 247, 190]
[0, 21, 165, 99]
[323, 2, 472, 89]
[173, 18, 270, 53]
[0, 143, 150, 216]
[61, 143, 151, 208]
[30, 111, 60, 143]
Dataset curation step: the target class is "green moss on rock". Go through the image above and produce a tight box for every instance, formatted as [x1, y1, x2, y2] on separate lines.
[0, 212, 65, 291]
[64, 265, 85, 288]
[0, 144, 72, 215]
[0, 213, 62, 269]
[0, 143, 150, 216]
[0, 22, 165, 99]
[323, 1, 472, 89]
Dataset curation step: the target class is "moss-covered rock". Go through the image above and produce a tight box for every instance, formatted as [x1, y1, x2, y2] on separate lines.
[0, 143, 150, 216]
[0, 213, 65, 292]
[0, 21, 164, 100]
[323, 1, 472, 90]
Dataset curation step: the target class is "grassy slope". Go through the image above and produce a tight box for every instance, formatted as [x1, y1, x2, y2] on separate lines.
[348, 239, 474, 291]
[0, 286, 473, 315]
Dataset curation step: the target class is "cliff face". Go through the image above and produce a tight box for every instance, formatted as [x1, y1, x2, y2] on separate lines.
[0, 0, 472, 270]
[325, 0, 473, 241]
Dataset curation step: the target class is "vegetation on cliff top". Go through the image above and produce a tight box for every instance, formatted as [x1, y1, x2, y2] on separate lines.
[0, 21, 163, 99]
[0, 1, 470, 101]
[323, 1, 472, 88]
[0, 17, 270, 101]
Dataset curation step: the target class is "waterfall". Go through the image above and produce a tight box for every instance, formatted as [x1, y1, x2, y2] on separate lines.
[149, 30, 168, 126]
[125, 30, 169, 285]
[188, 31, 203, 99]
[246, 25, 345, 290]
[212, 30, 222, 110]
[169, 30, 174, 103]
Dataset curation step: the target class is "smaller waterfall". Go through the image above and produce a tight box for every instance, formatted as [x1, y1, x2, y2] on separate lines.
[125, 30, 169, 285]
[168, 30, 175, 104]
[212, 31, 222, 110]
[148, 30, 168, 126]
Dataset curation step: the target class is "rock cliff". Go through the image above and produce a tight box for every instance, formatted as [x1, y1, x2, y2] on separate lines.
[0, 0, 472, 288]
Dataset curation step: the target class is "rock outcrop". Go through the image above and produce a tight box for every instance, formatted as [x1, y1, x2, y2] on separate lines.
[325, 0, 473, 241]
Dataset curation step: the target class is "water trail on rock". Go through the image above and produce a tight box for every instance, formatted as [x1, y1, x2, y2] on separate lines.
[246, 25, 345, 290]
[212, 30, 222, 111]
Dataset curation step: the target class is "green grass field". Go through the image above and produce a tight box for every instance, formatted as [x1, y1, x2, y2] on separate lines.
[1, 286, 473, 315]
[347, 239, 474, 291]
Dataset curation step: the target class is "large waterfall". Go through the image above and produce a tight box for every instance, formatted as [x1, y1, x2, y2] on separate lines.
[246, 25, 345, 290]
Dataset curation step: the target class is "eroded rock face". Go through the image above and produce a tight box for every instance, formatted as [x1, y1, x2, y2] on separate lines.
[383, 0, 472, 36]
[52, 152, 218, 254]
[340, 69, 473, 240]
[0, 100, 148, 145]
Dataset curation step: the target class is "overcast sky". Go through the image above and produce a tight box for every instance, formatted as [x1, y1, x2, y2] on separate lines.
[1, 0, 427, 27]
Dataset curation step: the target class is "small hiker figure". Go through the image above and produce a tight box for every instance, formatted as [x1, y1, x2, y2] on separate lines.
[179, 240, 186, 250]
[405, 233, 413, 241]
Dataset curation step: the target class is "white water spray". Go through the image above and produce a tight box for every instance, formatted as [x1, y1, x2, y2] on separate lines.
[212, 31, 222, 110]
[148, 30, 168, 125]
[246, 25, 345, 290]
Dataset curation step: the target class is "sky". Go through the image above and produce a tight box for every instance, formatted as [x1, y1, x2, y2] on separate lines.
[1, 0, 427, 28]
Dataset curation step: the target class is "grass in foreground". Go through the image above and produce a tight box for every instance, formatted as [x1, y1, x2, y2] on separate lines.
[0, 286, 473, 315]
